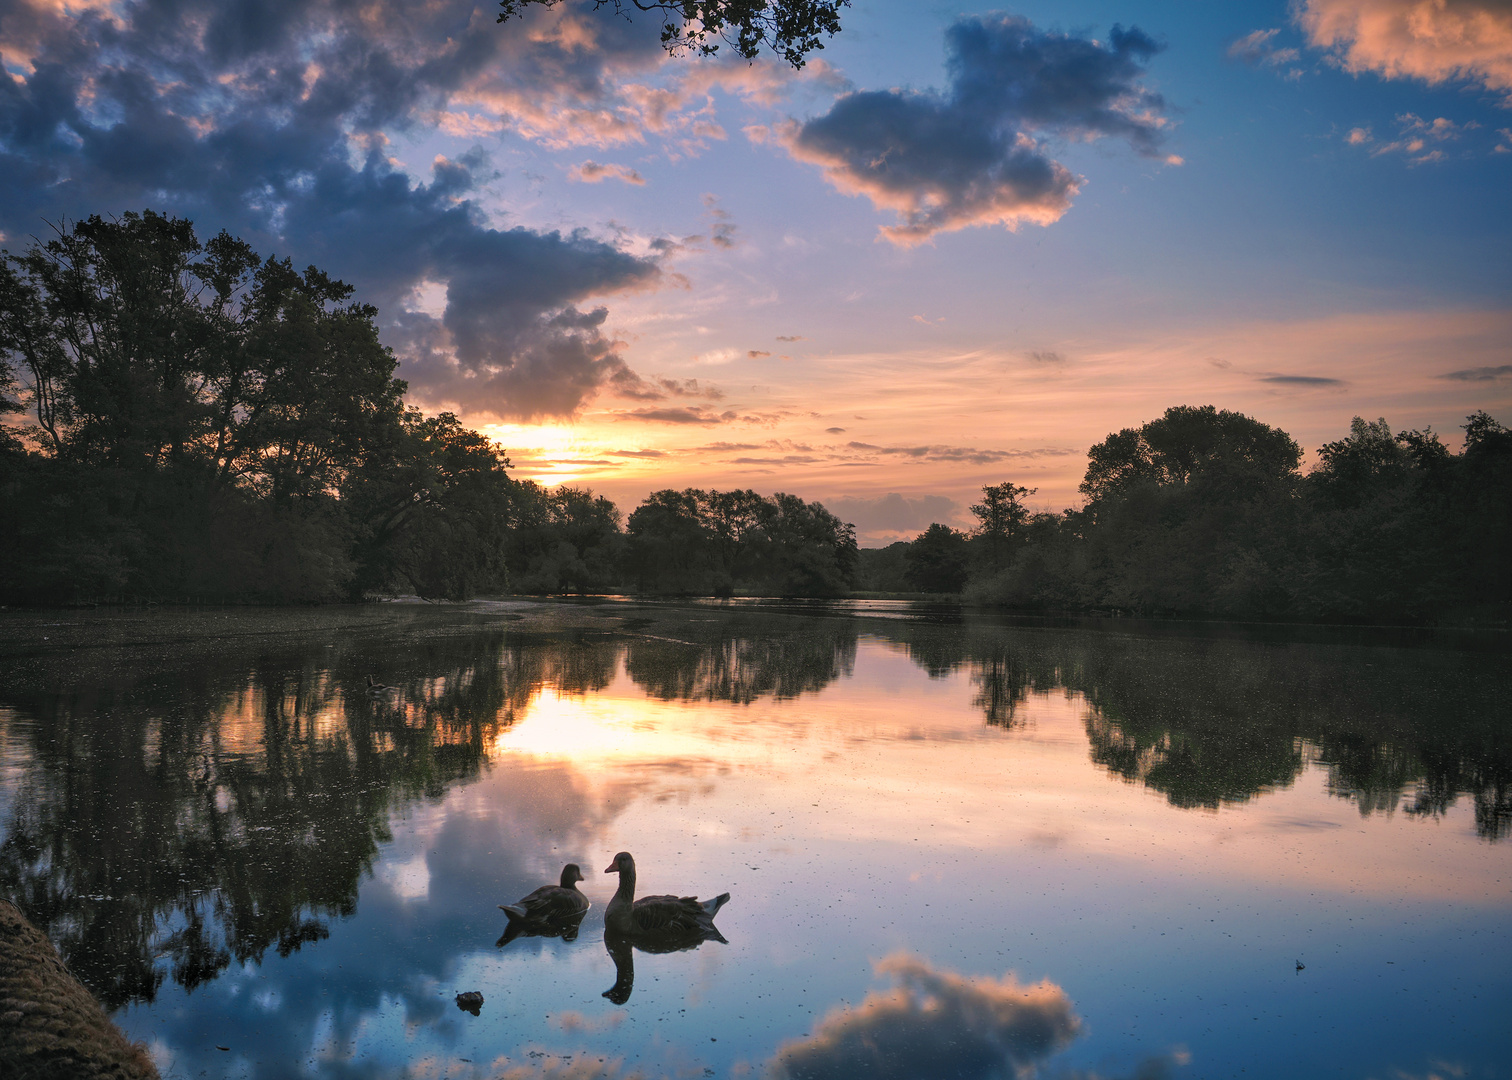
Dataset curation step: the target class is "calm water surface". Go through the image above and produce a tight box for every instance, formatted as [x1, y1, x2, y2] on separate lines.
[0, 601, 1507, 1080]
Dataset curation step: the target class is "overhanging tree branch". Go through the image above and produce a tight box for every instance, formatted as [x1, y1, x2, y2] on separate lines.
[497, 0, 849, 68]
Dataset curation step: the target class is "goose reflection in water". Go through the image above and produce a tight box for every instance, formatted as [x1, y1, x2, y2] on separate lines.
[599, 851, 731, 1004]
[602, 928, 731, 1005]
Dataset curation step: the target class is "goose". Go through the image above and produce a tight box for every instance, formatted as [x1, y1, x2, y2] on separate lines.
[500, 864, 591, 926]
[365, 675, 396, 696]
[602, 852, 729, 941]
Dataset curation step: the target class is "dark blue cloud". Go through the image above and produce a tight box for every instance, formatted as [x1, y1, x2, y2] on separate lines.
[782, 15, 1173, 244]
[0, 0, 669, 418]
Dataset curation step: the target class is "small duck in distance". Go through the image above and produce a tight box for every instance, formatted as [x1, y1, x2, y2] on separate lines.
[603, 852, 730, 942]
[500, 864, 591, 926]
[365, 674, 396, 697]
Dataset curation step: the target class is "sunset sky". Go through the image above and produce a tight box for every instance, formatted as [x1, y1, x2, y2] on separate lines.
[2, 0, 1509, 542]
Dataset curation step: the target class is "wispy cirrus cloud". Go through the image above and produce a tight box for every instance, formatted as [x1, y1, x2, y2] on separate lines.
[1258, 374, 1347, 386]
[1296, 0, 1512, 103]
[845, 441, 1078, 465]
[1228, 28, 1302, 69]
[1440, 363, 1512, 380]
[1345, 112, 1480, 163]
[775, 15, 1176, 246]
[569, 160, 645, 185]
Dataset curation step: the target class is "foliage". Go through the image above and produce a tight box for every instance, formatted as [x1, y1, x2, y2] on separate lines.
[507, 482, 626, 593]
[0, 213, 502, 604]
[625, 487, 856, 595]
[970, 480, 1036, 572]
[954, 405, 1509, 623]
[497, 0, 849, 67]
[904, 523, 970, 594]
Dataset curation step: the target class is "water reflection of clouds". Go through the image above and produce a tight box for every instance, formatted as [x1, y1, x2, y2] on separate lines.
[767, 953, 1080, 1080]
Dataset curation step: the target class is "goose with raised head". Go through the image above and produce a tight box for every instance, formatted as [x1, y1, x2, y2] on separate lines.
[602, 852, 729, 941]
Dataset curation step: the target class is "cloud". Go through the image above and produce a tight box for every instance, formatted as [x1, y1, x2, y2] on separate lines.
[611, 375, 725, 402]
[779, 15, 1173, 245]
[569, 160, 646, 185]
[618, 406, 733, 424]
[0, 0, 690, 421]
[612, 405, 779, 425]
[767, 953, 1080, 1080]
[1228, 28, 1302, 67]
[1351, 112, 1479, 162]
[823, 493, 962, 539]
[825, 426, 846, 433]
[1028, 350, 1067, 364]
[844, 441, 1077, 465]
[776, 334, 805, 341]
[748, 350, 772, 358]
[1258, 374, 1346, 386]
[704, 193, 738, 248]
[1296, 0, 1512, 102]
[1440, 363, 1512, 380]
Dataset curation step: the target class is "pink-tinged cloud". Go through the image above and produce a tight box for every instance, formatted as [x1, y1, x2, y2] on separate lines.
[569, 160, 646, 185]
[779, 15, 1172, 245]
[1297, 0, 1512, 102]
[1354, 112, 1479, 162]
[768, 953, 1080, 1080]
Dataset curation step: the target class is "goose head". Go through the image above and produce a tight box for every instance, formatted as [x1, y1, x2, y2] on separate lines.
[560, 863, 586, 887]
[604, 852, 634, 875]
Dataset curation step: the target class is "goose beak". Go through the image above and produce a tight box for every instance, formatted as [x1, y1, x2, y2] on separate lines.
[604, 861, 618, 873]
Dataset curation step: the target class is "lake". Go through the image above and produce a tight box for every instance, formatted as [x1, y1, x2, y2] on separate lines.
[1, 600, 1507, 1080]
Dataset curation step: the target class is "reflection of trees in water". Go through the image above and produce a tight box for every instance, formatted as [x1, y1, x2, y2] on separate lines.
[623, 615, 856, 704]
[882, 620, 1510, 839]
[1, 607, 1506, 1014]
[0, 628, 553, 1009]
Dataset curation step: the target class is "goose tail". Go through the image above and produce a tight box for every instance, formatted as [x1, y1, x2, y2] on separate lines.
[499, 904, 528, 921]
[701, 892, 731, 918]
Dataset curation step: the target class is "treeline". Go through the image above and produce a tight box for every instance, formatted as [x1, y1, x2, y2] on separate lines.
[866, 405, 1511, 622]
[4, 213, 1506, 619]
[0, 212, 855, 604]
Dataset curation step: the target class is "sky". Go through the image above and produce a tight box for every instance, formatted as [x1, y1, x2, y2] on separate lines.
[2, 0, 1509, 544]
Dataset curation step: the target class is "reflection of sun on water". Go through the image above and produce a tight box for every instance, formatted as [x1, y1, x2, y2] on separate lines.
[495, 687, 649, 761]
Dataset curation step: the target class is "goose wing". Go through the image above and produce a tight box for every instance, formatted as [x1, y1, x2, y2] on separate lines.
[504, 885, 589, 921]
[629, 894, 711, 933]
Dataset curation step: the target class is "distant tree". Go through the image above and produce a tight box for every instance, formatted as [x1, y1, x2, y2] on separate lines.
[1311, 417, 1413, 508]
[1080, 404, 1301, 508]
[904, 523, 970, 594]
[508, 483, 626, 593]
[759, 491, 857, 596]
[624, 487, 855, 595]
[970, 480, 1036, 571]
[498, 0, 849, 67]
[854, 541, 911, 593]
[344, 410, 514, 601]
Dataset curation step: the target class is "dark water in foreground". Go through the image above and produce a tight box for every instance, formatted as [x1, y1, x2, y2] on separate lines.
[0, 601, 1507, 1080]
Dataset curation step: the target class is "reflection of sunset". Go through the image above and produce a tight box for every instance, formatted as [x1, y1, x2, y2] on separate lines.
[484, 644, 1509, 905]
[494, 686, 650, 760]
